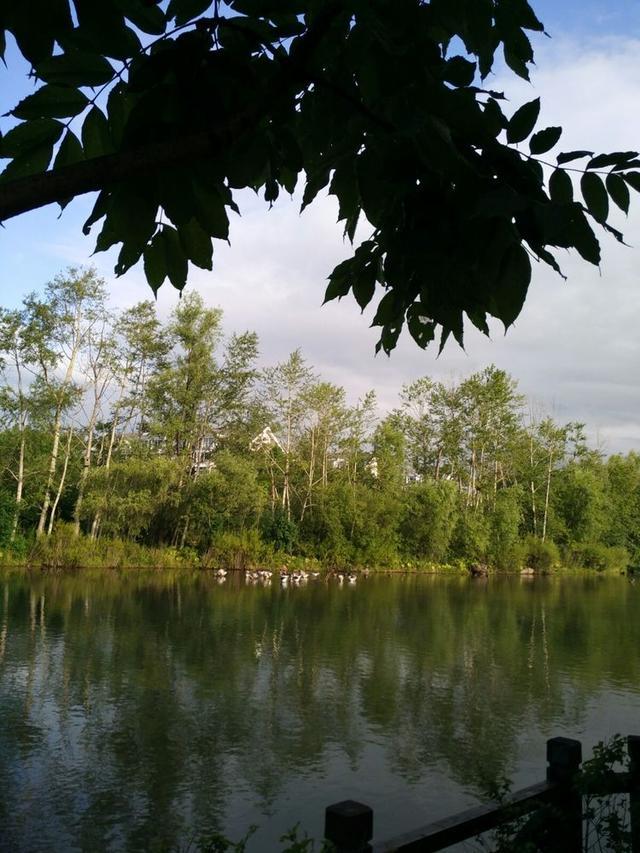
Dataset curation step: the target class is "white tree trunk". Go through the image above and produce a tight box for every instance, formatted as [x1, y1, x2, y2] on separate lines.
[47, 428, 74, 536]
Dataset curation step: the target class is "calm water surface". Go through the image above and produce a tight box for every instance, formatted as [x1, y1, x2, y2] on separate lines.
[0, 572, 639, 852]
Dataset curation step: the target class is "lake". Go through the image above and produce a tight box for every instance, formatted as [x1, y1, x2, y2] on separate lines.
[0, 571, 638, 852]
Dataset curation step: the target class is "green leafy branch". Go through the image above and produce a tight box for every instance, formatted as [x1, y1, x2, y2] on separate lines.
[1, 0, 639, 353]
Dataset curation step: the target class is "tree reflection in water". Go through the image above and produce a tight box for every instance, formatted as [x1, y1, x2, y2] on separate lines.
[0, 572, 639, 852]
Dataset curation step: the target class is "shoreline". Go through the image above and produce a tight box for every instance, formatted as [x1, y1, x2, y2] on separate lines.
[0, 558, 627, 578]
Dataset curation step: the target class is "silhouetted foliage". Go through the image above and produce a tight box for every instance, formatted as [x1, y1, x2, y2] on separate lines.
[2, 2, 639, 351]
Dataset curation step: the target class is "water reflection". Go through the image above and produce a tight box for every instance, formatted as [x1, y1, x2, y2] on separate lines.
[0, 572, 638, 852]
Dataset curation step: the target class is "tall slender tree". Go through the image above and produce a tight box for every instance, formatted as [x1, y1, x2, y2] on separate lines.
[28, 267, 107, 536]
[261, 350, 315, 520]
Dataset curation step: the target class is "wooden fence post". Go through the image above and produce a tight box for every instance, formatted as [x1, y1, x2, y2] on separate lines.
[324, 800, 373, 853]
[546, 737, 583, 852]
[629, 735, 640, 853]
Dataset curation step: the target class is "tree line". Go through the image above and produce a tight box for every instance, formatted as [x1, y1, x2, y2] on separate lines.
[1, 267, 638, 572]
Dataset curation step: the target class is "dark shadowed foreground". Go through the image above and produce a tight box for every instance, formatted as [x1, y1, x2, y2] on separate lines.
[0, 572, 639, 852]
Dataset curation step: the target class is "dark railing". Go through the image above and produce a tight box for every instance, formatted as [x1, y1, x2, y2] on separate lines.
[324, 735, 640, 853]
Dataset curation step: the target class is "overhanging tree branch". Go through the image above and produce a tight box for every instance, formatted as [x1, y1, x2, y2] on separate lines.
[0, 1, 346, 223]
[0, 127, 244, 222]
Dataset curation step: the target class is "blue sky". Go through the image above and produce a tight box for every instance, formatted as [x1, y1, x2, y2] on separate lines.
[535, 0, 640, 37]
[2, 2, 640, 452]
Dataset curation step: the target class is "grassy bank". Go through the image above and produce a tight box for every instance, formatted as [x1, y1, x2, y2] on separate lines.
[0, 525, 631, 578]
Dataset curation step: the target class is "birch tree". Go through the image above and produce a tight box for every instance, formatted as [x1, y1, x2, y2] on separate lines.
[72, 316, 117, 535]
[261, 350, 315, 520]
[89, 301, 166, 539]
[0, 309, 34, 539]
[298, 382, 347, 521]
[31, 267, 107, 537]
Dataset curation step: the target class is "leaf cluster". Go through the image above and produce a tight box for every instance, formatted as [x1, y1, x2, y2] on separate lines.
[1, 1, 639, 351]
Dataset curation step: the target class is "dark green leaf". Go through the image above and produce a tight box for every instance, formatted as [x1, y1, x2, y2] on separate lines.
[143, 233, 166, 294]
[606, 173, 630, 214]
[271, 16, 305, 37]
[472, 186, 528, 218]
[623, 172, 640, 193]
[12, 85, 89, 120]
[437, 327, 453, 356]
[35, 52, 114, 87]
[264, 177, 279, 204]
[571, 207, 601, 265]
[106, 84, 136, 148]
[53, 130, 84, 211]
[0, 119, 63, 158]
[0, 142, 54, 182]
[108, 185, 158, 248]
[73, 1, 142, 59]
[53, 131, 84, 170]
[6, 0, 72, 64]
[601, 221, 626, 245]
[548, 169, 573, 205]
[557, 150, 593, 165]
[501, 0, 545, 32]
[191, 181, 230, 240]
[158, 168, 197, 227]
[218, 22, 264, 54]
[231, 0, 303, 14]
[581, 172, 609, 223]
[506, 97, 540, 144]
[611, 159, 640, 172]
[166, 0, 212, 26]
[482, 98, 507, 137]
[161, 226, 188, 290]
[466, 309, 490, 337]
[490, 244, 531, 329]
[503, 29, 533, 81]
[529, 243, 565, 277]
[94, 219, 120, 253]
[225, 130, 270, 190]
[115, 0, 167, 35]
[323, 269, 352, 304]
[352, 272, 375, 311]
[301, 169, 330, 212]
[178, 218, 213, 270]
[443, 56, 476, 87]
[371, 290, 399, 327]
[407, 308, 436, 349]
[587, 152, 638, 170]
[529, 126, 562, 155]
[83, 191, 110, 235]
[329, 156, 360, 239]
[115, 240, 145, 275]
[81, 107, 114, 159]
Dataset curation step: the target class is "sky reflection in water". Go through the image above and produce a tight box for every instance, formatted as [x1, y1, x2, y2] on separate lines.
[0, 572, 639, 852]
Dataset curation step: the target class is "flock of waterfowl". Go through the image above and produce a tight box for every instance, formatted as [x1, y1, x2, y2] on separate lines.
[212, 568, 361, 587]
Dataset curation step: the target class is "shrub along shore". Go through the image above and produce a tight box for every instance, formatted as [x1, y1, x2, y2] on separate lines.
[0, 524, 631, 577]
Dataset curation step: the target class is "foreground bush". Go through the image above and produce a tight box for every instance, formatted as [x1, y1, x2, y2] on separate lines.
[521, 536, 560, 573]
[563, 542, 630, 573]
[26, 523, 198, 570]
[201, 530, 274, 572]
